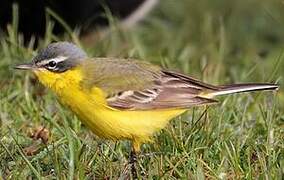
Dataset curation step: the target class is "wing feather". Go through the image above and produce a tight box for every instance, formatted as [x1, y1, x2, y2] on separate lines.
[81, 58, 218, 110]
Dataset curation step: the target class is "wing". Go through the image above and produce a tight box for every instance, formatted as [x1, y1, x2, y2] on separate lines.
[81, 58, 219, 110]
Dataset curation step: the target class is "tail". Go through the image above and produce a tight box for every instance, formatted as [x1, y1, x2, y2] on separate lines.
[200, 83, 279, 98]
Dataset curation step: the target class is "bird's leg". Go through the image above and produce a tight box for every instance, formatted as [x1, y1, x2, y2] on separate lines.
[129, 149, 138, 179]
[128, 140, 141, 179]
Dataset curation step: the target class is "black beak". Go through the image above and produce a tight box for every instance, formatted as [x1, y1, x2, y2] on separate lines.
[14, 63, 34, 70]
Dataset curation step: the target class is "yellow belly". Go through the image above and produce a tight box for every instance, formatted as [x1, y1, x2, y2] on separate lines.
[60, 86, 185, 143]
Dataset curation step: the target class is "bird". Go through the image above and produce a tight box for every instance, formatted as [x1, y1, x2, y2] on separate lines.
[15, 41, 278, 176]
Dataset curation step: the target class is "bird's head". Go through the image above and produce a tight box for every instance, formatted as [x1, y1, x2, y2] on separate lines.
[15, 42, 87, 88]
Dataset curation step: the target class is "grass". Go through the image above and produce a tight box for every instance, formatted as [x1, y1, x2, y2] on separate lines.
[0, 0, 284, 179]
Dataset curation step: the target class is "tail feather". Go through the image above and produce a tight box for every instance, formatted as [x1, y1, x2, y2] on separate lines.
[200, 83, 279, 98]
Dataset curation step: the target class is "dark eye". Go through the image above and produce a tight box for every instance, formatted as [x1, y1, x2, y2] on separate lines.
[48, 61, 57, 68]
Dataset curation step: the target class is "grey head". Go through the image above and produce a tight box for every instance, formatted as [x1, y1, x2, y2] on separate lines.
[15, 42, 88, 72]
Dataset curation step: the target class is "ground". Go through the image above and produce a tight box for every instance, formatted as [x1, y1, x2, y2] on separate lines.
[0, 0, 283, 179]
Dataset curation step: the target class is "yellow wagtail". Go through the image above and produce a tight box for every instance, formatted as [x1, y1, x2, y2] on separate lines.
[15, 41, 278, 164]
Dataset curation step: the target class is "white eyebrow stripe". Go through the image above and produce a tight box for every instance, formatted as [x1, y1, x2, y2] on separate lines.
[36, 56, 68, 66]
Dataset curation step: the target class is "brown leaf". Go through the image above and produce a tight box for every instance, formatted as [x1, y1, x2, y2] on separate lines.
[30, 126, 50, 144]
[23, 144, 40, 156]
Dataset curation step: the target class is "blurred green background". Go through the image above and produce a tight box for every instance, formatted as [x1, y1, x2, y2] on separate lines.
[0, 0, 283, 179]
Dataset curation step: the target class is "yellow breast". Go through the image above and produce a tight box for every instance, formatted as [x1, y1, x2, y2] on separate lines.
[34, 67, 186, 146]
